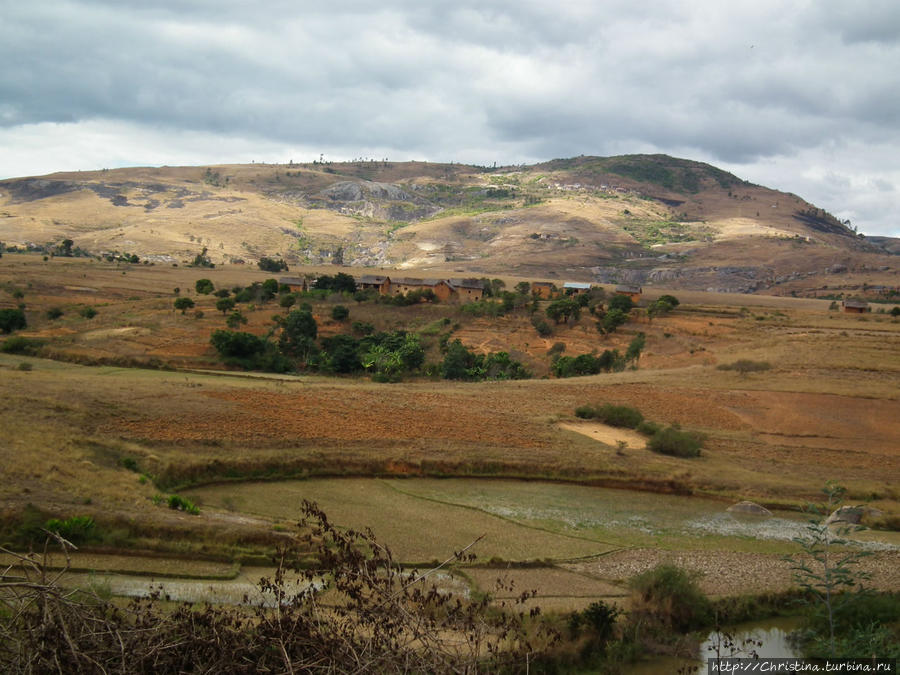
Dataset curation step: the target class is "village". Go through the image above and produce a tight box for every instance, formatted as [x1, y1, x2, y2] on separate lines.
[278, 272, 647, 304]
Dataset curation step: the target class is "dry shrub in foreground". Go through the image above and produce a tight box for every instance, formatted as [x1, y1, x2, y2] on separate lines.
[0, 502, 556, 674]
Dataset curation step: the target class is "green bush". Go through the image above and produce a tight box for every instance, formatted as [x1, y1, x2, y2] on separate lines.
[647, 426, 703, 457]
[45, 307, 64, 320]
[629, 564, 711, 632]
[574, 405, 596, 419]
[0, 336, 44, 355]
[167, 495, 199, 515]
[636, 420, 662, 436]
[79, 307, 97, 319]
[596, 404, 643, 428]
[43, 515, 97, 545]
[531, 314, 553, 337]
[331, 305, 350, 321]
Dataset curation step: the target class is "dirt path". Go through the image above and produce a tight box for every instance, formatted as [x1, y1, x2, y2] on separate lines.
[558, 421, 648, 449]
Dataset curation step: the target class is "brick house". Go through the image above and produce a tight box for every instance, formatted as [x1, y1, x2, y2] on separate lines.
[279, 276, 309, 293]
[614, 285, 643, 302]
[448, 278, 485, 303]
[842, 299, 870, 313]
[358, 275, 392, 295]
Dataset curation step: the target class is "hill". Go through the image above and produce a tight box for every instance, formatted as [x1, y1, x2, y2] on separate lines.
[0, 154, 896, 296]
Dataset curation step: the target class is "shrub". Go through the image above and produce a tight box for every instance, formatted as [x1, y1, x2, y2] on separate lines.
[331, 305, 350, 321]
[351, 321, 374, 336]
[647, 426, 703, 457]
[0, 308, 28, 334]
[1, 336, 44, 355]
[629, 564, 712, 632]
[596, 404, 643, 428]
[636, 420, 662, 436]
[17, 362, 33, 371]
[167, 495, 199, 515]
[43, 515, 97, 545]
[574, 405, 597, 419]
[531, 314, 553, 337]
[79, 307, 97, 319]
[46, 307, 64, 320]
[716, 359, 771, 376]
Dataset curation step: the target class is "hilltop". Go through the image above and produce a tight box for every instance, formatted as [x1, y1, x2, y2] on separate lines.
[0, 154, 896, 295]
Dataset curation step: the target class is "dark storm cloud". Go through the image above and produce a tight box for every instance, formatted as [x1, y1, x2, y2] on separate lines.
[0, 1, 898, 234]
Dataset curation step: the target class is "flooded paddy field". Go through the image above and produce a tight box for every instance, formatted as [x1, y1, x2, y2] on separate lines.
[185, 478, 899, 562]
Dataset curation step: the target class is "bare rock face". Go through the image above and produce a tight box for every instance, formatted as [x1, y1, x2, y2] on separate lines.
[825, 505, 883, 526]
[726, 501, 773, 517]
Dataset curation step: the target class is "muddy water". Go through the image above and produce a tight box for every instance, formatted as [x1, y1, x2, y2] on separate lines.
[627, 617, 802, 675]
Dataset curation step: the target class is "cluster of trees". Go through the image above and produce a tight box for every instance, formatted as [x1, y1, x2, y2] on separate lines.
[257, 257, 288, 272]
[211, 305, 428, 380]
[551, 333, 645, 378]
[440, 339, 530, 381]
[313, 272, 357, 293]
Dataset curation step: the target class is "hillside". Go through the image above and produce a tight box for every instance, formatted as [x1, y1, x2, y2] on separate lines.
[0, 154, 896, 295]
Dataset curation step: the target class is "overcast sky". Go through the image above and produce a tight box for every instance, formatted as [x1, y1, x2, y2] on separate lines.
[1, 1, 898, 236]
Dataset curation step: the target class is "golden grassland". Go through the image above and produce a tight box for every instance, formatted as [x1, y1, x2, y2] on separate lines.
[1, 254, 899, 605]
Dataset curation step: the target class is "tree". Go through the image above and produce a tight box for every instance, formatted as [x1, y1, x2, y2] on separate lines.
[195, 279, 215, 295]
[331, 305, 350, 321]
[189, 247, 214, 268]
[279, 309, 318, 362]
[257, 257, 288, 272]
[0, 308, 26, 334]
[647, 299, 674, 322]
[59, 239, 74, 257]
[174, 297, 195, 314]
[546, 298, 580, 325]
[441, 340, 476, 380]
[258, 278, 279, 303]
[625, 332, 646, 365]
[226, 311, 247, 329]
[891, 306, 900, 317]
[598, 308, 628, 334]
[608, 294, 634, 312]
[321, 334, 362, 373]
[657, 294, 679, 307]
[216, 297, 236, 315]
[514, 281, 531, 296]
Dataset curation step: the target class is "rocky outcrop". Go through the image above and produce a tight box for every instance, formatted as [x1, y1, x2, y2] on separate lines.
[825, 505, 883, 526]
